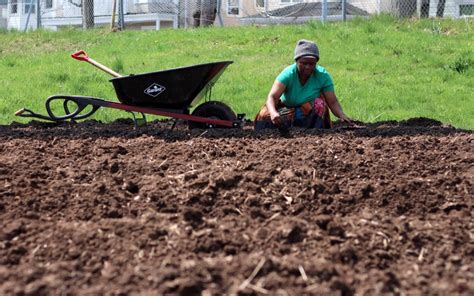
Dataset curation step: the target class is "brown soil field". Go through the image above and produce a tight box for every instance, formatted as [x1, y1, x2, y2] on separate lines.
[0, 118, 472, 295]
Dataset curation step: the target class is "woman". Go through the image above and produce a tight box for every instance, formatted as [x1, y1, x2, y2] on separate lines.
[255, 39, 352, 130]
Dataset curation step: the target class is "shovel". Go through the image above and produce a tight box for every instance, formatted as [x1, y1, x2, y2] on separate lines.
[71, 50, 123, 78]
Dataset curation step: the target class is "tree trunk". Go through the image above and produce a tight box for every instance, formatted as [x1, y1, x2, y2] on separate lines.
[396, 0, 416, 17]
[436, 0, 446, 17]
[420, 0, 429, 18]
[192, 0, 201, 27]
[200, 0, 217, 27]
[83, 0, 95, 29]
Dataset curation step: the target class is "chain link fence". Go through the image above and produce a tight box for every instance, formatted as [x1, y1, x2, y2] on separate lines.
[0, 0, 472, 31]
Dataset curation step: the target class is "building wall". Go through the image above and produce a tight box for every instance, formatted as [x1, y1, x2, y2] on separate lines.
[7, 14, 21, 29]
[3, 0, 470, 31]
[15, 0, 178, 30]
[378, 0, 460, 17]
[350, 0, 381, 13]
[6, 0, 38, 31]
[218, 0, 265, 26]
[427, 0, 459, 17]
[41, 0, 178, 18]
[0, 6, 7, 28]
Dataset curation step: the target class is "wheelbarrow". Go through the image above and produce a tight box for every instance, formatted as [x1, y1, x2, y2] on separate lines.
[15, 50, 245, 129]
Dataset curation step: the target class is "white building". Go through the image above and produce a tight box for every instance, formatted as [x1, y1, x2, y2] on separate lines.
[0, 0, 8, 28]
[5, 0, 179, 30]
[1, 0, 472, 31]
[376, 0, 474, 18]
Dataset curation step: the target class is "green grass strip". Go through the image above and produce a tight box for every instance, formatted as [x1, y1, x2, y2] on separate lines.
[1, 15, 472, 129]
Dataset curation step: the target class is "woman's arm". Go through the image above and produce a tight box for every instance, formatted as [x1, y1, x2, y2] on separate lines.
[266, 81, 286, 126]
[323, 91, 352, 124]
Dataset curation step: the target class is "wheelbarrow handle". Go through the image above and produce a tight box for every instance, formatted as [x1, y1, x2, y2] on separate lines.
[15, 96, 103, 122]
[15, 107, 62, 121]
[71, 50, 123, 78]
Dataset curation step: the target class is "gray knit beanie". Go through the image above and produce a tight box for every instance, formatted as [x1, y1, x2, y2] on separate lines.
[294, 39, 319, 61]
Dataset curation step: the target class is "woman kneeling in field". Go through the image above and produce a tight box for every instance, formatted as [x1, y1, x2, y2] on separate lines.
[255, 39, 352, 130]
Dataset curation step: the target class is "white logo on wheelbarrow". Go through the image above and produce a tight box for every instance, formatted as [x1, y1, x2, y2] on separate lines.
[144, 83, 166, 98]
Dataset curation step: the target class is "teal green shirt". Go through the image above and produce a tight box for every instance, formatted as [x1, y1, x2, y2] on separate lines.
[276, 64, 334, 107]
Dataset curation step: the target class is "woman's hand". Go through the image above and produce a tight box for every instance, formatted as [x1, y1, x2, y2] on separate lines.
[338, 113, 353, 125]
[266, 81, 286, 127]
[270, 110, 282, 126]
[323, 91, 353, 126]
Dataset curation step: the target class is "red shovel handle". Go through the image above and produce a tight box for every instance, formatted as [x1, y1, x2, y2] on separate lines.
[71, 50, 90, 62]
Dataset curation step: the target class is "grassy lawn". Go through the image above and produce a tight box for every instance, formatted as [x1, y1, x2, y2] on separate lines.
[1, 15, 473, 129]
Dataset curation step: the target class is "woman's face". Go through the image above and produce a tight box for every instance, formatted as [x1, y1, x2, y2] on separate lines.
[296, 56, 317, 78]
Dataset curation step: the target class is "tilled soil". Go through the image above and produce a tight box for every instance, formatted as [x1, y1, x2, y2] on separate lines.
[0, 118, 472, 295]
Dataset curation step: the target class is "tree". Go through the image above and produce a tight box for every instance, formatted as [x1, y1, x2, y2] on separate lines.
[83, 0, 95, 29]
[436, 0, 446, 17]
[192, 0, 217, 27]
[68, 0, 94, 29]
[200, 0, 217, 26]
[420, 0, 429, 18]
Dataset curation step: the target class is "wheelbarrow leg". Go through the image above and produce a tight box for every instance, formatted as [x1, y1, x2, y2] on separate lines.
[170, 119, 178, 131]
[129, 111, 147, 129]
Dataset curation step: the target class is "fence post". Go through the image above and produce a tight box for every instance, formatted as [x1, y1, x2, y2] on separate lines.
[322, 0, 327, 22]
[184, 0, 188, 28]
[111, 0, 117, 29]
[217, 0, 223, 27]
[118, 0, 125, 30]
[23, 0, 35, 31]
[342, 0, 346, 21]
[36, 0, 41, 28]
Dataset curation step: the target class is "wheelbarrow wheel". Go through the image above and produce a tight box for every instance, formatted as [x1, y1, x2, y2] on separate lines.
[189, 101, 237, 129]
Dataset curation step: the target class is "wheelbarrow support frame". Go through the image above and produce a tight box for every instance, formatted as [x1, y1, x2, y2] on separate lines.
[16, 95, 244, 128]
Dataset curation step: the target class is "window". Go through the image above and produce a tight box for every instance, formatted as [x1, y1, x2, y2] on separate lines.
[24, 1, 35, 13]
[10, 0, 18, 14]
[227, 0, 239, 15]
[460, 4, 474, 16]
[46, 0, 53, 9]
[256, 0, 264, 8]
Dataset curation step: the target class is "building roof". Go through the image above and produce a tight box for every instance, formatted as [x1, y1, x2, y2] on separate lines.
[244, 2, 369, 19]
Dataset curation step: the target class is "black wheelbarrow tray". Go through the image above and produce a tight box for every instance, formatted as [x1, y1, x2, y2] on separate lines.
[15, 50, 245, 129]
